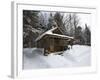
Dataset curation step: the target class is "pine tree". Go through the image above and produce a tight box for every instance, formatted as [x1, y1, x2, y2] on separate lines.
[75, 26, 85, 45]
[84, 24, 91, 46]
[23, 10, 39, 48]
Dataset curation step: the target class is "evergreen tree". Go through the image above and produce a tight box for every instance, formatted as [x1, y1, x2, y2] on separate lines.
[23, 10, 39, 48]
[84, 24, 91, 46]
[75, 26, 85, 45]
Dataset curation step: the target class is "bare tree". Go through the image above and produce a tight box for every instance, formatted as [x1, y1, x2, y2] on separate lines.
[54, 12, 68, 35]
[72, 13, 80, 37]
[62, 13, 80, 36]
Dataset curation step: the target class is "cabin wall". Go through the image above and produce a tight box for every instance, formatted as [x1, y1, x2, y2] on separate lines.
[53, 38, 68, 52]
[49, 38, 54, 52]
[37, 37, 70, 53]
[37, 37, 51, 50]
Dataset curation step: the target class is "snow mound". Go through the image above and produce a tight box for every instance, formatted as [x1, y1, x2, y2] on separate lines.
[23, 45, 91, 69]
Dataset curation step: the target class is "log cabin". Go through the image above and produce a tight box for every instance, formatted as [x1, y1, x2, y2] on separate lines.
[35, 26, 74, 55]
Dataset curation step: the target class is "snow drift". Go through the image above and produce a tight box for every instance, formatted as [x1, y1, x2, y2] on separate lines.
[23, 45, 91, 69]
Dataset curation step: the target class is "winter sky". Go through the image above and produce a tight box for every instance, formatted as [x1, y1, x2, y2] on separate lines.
[77, 13, 91, 30]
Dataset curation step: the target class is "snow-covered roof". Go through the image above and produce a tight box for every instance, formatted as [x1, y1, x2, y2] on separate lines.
[46, 33, 74, 39]
[35, 27, 74, 41]
[35, 27, 57, 41]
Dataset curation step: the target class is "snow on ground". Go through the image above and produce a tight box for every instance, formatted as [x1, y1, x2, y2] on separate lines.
[23, 45, 91, 69]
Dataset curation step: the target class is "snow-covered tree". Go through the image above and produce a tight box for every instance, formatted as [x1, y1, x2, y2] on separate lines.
[54, 12, 68, 35]
[84, 24, 91, 46]
[23, 10, 40, 48]
[38, 12, 48, 31]
[47, 13, 55, 30]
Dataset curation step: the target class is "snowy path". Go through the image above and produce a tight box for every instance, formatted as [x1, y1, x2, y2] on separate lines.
[23, 45, 91, 69]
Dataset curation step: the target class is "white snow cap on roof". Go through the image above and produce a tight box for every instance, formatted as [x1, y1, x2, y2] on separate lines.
[35, 27, 74, 41]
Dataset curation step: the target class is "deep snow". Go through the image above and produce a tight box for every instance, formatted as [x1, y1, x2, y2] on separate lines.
[23, 45, 91, 69]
